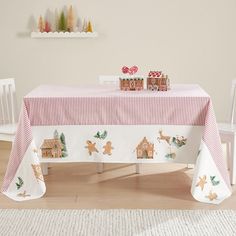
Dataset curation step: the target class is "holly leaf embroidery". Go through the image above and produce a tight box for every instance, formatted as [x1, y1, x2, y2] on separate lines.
[94, 132, 100, 139]
[15, 177, 24, 190]
[100, 131, 107, 140]
[94, 131, 107, 140]
[210, 176, 220, 186]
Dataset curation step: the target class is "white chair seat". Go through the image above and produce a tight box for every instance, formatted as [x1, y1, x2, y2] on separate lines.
[218, 122, 236, 133]
[0, 123, 17, 135]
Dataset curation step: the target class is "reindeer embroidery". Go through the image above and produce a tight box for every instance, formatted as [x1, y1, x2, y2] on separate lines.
[157, 130, 171, 144]
[157, 130, 187, 160]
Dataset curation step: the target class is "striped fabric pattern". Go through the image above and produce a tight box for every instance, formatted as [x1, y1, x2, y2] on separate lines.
[2, 104, 33, 192]
[202, 100, 230, 188]
[24, 97, 209, 126]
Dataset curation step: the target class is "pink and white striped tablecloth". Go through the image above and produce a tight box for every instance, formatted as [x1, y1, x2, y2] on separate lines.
[1, 84, 232, 203]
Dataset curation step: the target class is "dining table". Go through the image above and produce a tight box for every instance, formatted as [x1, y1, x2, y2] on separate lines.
[1, 84, 232, 204]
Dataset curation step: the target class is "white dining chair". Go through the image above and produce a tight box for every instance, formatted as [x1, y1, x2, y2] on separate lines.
[218, 79, 236, 185]
[99, 75, 120, 85]
[98, 75, 141, 174]
[0, 78, 18, 142]
[0, 79, 49, 176]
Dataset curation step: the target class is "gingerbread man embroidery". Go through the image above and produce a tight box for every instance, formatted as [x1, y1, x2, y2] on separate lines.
[196, 175, 207, 191]
[103, 141, 114, 155]
[31, 164, 44, 182]
[85, 141, 99, 156]
[206, 191, 217, 201]
[17, 190, 31, 198]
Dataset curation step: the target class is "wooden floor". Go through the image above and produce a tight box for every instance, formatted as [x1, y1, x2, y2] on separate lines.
[0, 141, 235, 209]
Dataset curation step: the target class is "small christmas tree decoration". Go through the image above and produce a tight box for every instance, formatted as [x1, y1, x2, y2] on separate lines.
[54, 9, 59, 32]
[32, 7, 97, 37]
[38, 15, 45, 32]
[82, 19, 87, 32]
[58, 12, 67, 32]
[44, 21, 51, 33]
[86, 21, 93, 32]
[67, 5, 74, 32]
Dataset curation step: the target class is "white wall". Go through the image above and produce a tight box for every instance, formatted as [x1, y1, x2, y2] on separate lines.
[0, 0, 236, 121]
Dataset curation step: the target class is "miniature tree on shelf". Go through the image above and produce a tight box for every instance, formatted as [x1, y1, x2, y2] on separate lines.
[58, 12, 67, 32]
[67, 5, 74, 32]
[82, 19, 87, 32]
[86, 21, 93, 32]
[54, 9, 59, 32]
[44, 21, 51, 33]
[34, 6, 97, 36]
[38, 15, 45, 32]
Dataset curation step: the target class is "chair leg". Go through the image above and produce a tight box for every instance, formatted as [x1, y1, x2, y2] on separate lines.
[136, 164, 141, 174]
[230, 137, 236, 185]
[226, 142, 230, 170]
[41, 163, 48, 175]
[97, 163, 104, 174]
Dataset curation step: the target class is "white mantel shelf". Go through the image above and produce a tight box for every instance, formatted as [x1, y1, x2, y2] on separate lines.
[31, 32, 98, 38]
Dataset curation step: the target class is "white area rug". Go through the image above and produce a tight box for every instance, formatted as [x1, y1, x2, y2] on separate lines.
[0, 209, 235, 236]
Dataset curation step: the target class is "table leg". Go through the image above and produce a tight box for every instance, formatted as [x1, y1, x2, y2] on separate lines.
[226, 142, 231, 170]
[136, 164, 141, 174]
[41, 163, 48, 175]
[97, 163, 104, 174]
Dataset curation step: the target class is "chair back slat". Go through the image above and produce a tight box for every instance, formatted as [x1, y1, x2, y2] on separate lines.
[99, 76, 120, 85]
[0, 79, 17, 125]
[10, 84, 16, 123]
[0, 86, 5, 123]
[4, 85, 11, 123]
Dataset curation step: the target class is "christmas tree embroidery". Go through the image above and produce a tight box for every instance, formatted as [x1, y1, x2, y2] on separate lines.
[60, 132, 68, 157]
[15, 177, 24, 190]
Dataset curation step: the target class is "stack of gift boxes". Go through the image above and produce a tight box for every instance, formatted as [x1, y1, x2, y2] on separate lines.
[119, 71, 170, 91]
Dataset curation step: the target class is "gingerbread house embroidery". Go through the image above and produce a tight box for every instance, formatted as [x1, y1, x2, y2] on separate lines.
[40, 139, 63, 158]
[136, 137, 154, 159]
